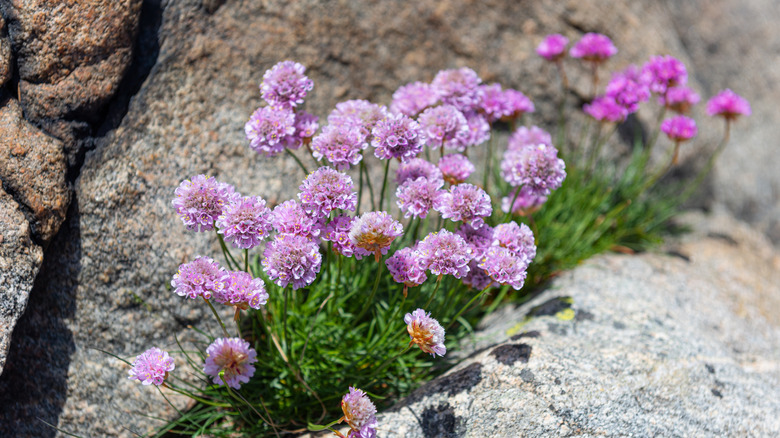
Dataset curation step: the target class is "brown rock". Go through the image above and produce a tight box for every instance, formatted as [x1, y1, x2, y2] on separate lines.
[0, 97, 70, 242]
[0, 16, 11, 88]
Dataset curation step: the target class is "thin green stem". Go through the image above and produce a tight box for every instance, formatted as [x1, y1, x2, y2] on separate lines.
[217, 230, 240, 270]
[646, 107, 667, 160]
[282, 287, 290, 351]
[244, 249, 249, 273]
[447, 285, 492, 330]
[502, 187, 523, 222]
[378, 159, 391, 211]
[357, 158, 365, 213]
[285, 148, 309, 176]
[423, 275, 443, 310]
[353, 260, 384, 324]
[361, 161, 376, 211]
[367, 344, 413, 382]
[203, 297, 230, 338]
[680, 120, 731, 202]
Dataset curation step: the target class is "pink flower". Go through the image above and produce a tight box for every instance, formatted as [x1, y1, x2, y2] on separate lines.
[537, 34, 569, 62]
[128, 347, 175, 386]
[405, 308, 446, 357]
[204, 338, 257, 389]
[570, 33, 617, 63]
[706, 89, 751, 120]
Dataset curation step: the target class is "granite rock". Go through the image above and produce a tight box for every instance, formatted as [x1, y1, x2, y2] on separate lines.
[0, 15, 11, 88]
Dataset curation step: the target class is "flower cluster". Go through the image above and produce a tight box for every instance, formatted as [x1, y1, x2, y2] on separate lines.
[405, 308, 447, 357]
[204, 337, 258, 389]
[128, 347, 175, 386]
[341, 387, 378, 438]
[173, 175, 237, 232]
[501, 142, 566, 197]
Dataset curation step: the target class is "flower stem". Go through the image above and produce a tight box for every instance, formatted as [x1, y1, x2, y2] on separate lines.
[423, 274, 443, 309]
[203, 297, 230, 338]
[216, 230, 240, 270]
[285, 148, 309, 176]
[447, 285, 492, 330]
[353, 258, 384, 325]
[378, 159, 391, 211]
[361, 160, 376, 211]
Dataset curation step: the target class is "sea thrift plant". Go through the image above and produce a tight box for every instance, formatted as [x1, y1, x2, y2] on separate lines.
[416, 229, 473, 278]
[128, 347, 175, 386]
[298, 167, 358, 218]
[260, 60, 314, 109]
[405, 308, 447, 357]
[262, 234, 322, 289]
[340, 387, 378, 438]
[537, 34, 568, 62]
[171, 256, 224, 300]
[438, 153, 475, 185]
[706, 89, 751, 120]
[569, 32, 617, 63]
[204, 337, 258, 389]
[216, 195, 274, 249]
[173, 175, 236, 232]
[245, 106, 297, 156]
[435, 183, 493, 229]
[349, 211, 404, 260]
[371, 113, 426, 161]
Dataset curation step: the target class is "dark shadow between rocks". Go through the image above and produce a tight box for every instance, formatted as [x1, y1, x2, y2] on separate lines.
[0, 199, 81, 438]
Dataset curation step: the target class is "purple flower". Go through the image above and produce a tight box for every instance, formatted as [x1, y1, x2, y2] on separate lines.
[128, 347, 175, 386]
[434, 183, 493, 229]
[172, 256, 225, 300]
[216, 196, 274, 249]
[173, 175, 237, 232]
[461, 260, 493, 291]
[390, 81, 440, 117]
[311, 124, 367, 170]
[371, 113, 426, 161]
[431, 67, 483, 111]
[262, 234, 322, 290]
[260, 60, 313, 109]
[500, 144, 566, 195]
[661, 86, 700, 114]
[271, 200, 321, 238]
[396, 158, 444, 186]
[584, 96, 628, 123]
[501, 186, 548, 216]
[661, 115, 697, 142]
[438, 154, 475, 185]
[418, 105, 469, 151]
[349, 211, 404, 261]
[502, 89, 535, 120]
[479, 84, 535, 123]
[386, 246, 428, 288]
[214, 270, 269, 311]
[245, 106, 297, 156]
[462, 110, 491, 147]
[605, 65, 650, 113]
[298, 167, 358, 219]
[284, 111, 320, 150]
[204, 337, 258, 389]
[405, 308, 446, 357]
[478, 246, 528, 290]
[537, 34, 569, 62]
[706, 89, 751, 120]
[569, 33, 617, 63]
[416, 229, 472, 278]
[454, 223, 494, 260]
[322, 215, 359, 257]
[341, 387, 378, 438]
[642, 55, 687, 95]
[508, 126, 552, 152]
[396, 177, 445, 219]
[493, 221, 536, 262]
[328, 100, 389, 141]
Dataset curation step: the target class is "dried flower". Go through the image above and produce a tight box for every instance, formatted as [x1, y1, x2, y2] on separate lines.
[271, 200, 321, 239]
[171, 256, 225, 300]
[438, 154, 475, 185]
[493, 221, 537, 262]
[245, 106, 297, 156]
[349, 211, 404, 261]
[260, 60, 313, 109]
[500, 144, 566, 195]
[216, 195, 274, 249]
[204, 337, 258, 389]
[390, 81, 440, 117]
[298, 167, 358, 219]
[128, 347, 175, 386]
[396, 177, 445, 219]
[418, 105, 469, 150]
[262, 234, 322, 290]
[416, 229, 472, 278]
[173, 175, 237, 232]
[404, 308, 447, 357]
[431, 67, 483, 111]
[508, 126, 552, 152]
[537, 34, 569, 62]
[214, 270, 269, 311]
[570, 33, 617, 63]
[478, 246, 528, 290]
[642, 55, 687, 95]
[661, 115, 698, 142]
[434, 183, 493, 229]
[706, 89, 751, 120]
[341, 387, 378, 438]
[396, 158, 444, 186]
[371, 113, 426, 161]
[311, 124, 368, 170]
[584, 96, 627, 123]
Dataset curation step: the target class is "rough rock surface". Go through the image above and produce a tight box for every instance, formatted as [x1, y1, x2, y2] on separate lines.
[0, 189, 43, 378]
[0, 15, 11, 88]
[375, 211, 780, 437]
[0, 97, 70, 243]
[0, 0, 142, 164]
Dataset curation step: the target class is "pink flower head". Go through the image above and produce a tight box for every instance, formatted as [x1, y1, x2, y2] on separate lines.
[272, 200, 321, 239]
[493, 221, 537, 262]
[438, 154, 475, 185]
[461, 260, 493, 291]
[128, 347, 175, 386]
[262, 234, 322, 290]
[396, 158, 444, 186]
[605, 65, 651, 113]
[245, 106, 297, 157]
[260, 60, 313, 109]
[435, 183, 493, 229]
[478, 246, 529, 290]
[396, 177, 446, 219]
[462, 110, 491, 147]
[500, 144, 566, 195]
[173, 175, 237, 232]
[416, 229, 473, 278]
[508, 126, 552, 152]
[390, 81, 440, 117]
[405, 308, 447, 357]
[418, 105, 469, 151]
[311, 124, 367, 170]
[216, 195, 274, 249]
[171, 256, 225, 300]
[204, 337, 258, 389]
[341, 387, 378, 438]
[570, 33, 617, 63]
[371, 113, 426, 161]
[706, 89, 751, 120]
[281, 110, 320, 150]
[328, 100, 389, 141]
[431, 67, 483, 111]
[537, 34, 569, 62]
[661, 86, 700, 114]
[501, 185, 548, 216]
[322, 215, 359, 258]
[661, 115, 698, 142]
[349, 211, 404, 261]
[454, 223, 494, 260]
[479, 84, 535, 123]
[584, 96, 628, 123]
[386, 246, 428, 289]
[298, 167, 358, 219]
[642, 55, 687, 95]
[214, 270, 269, 311]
